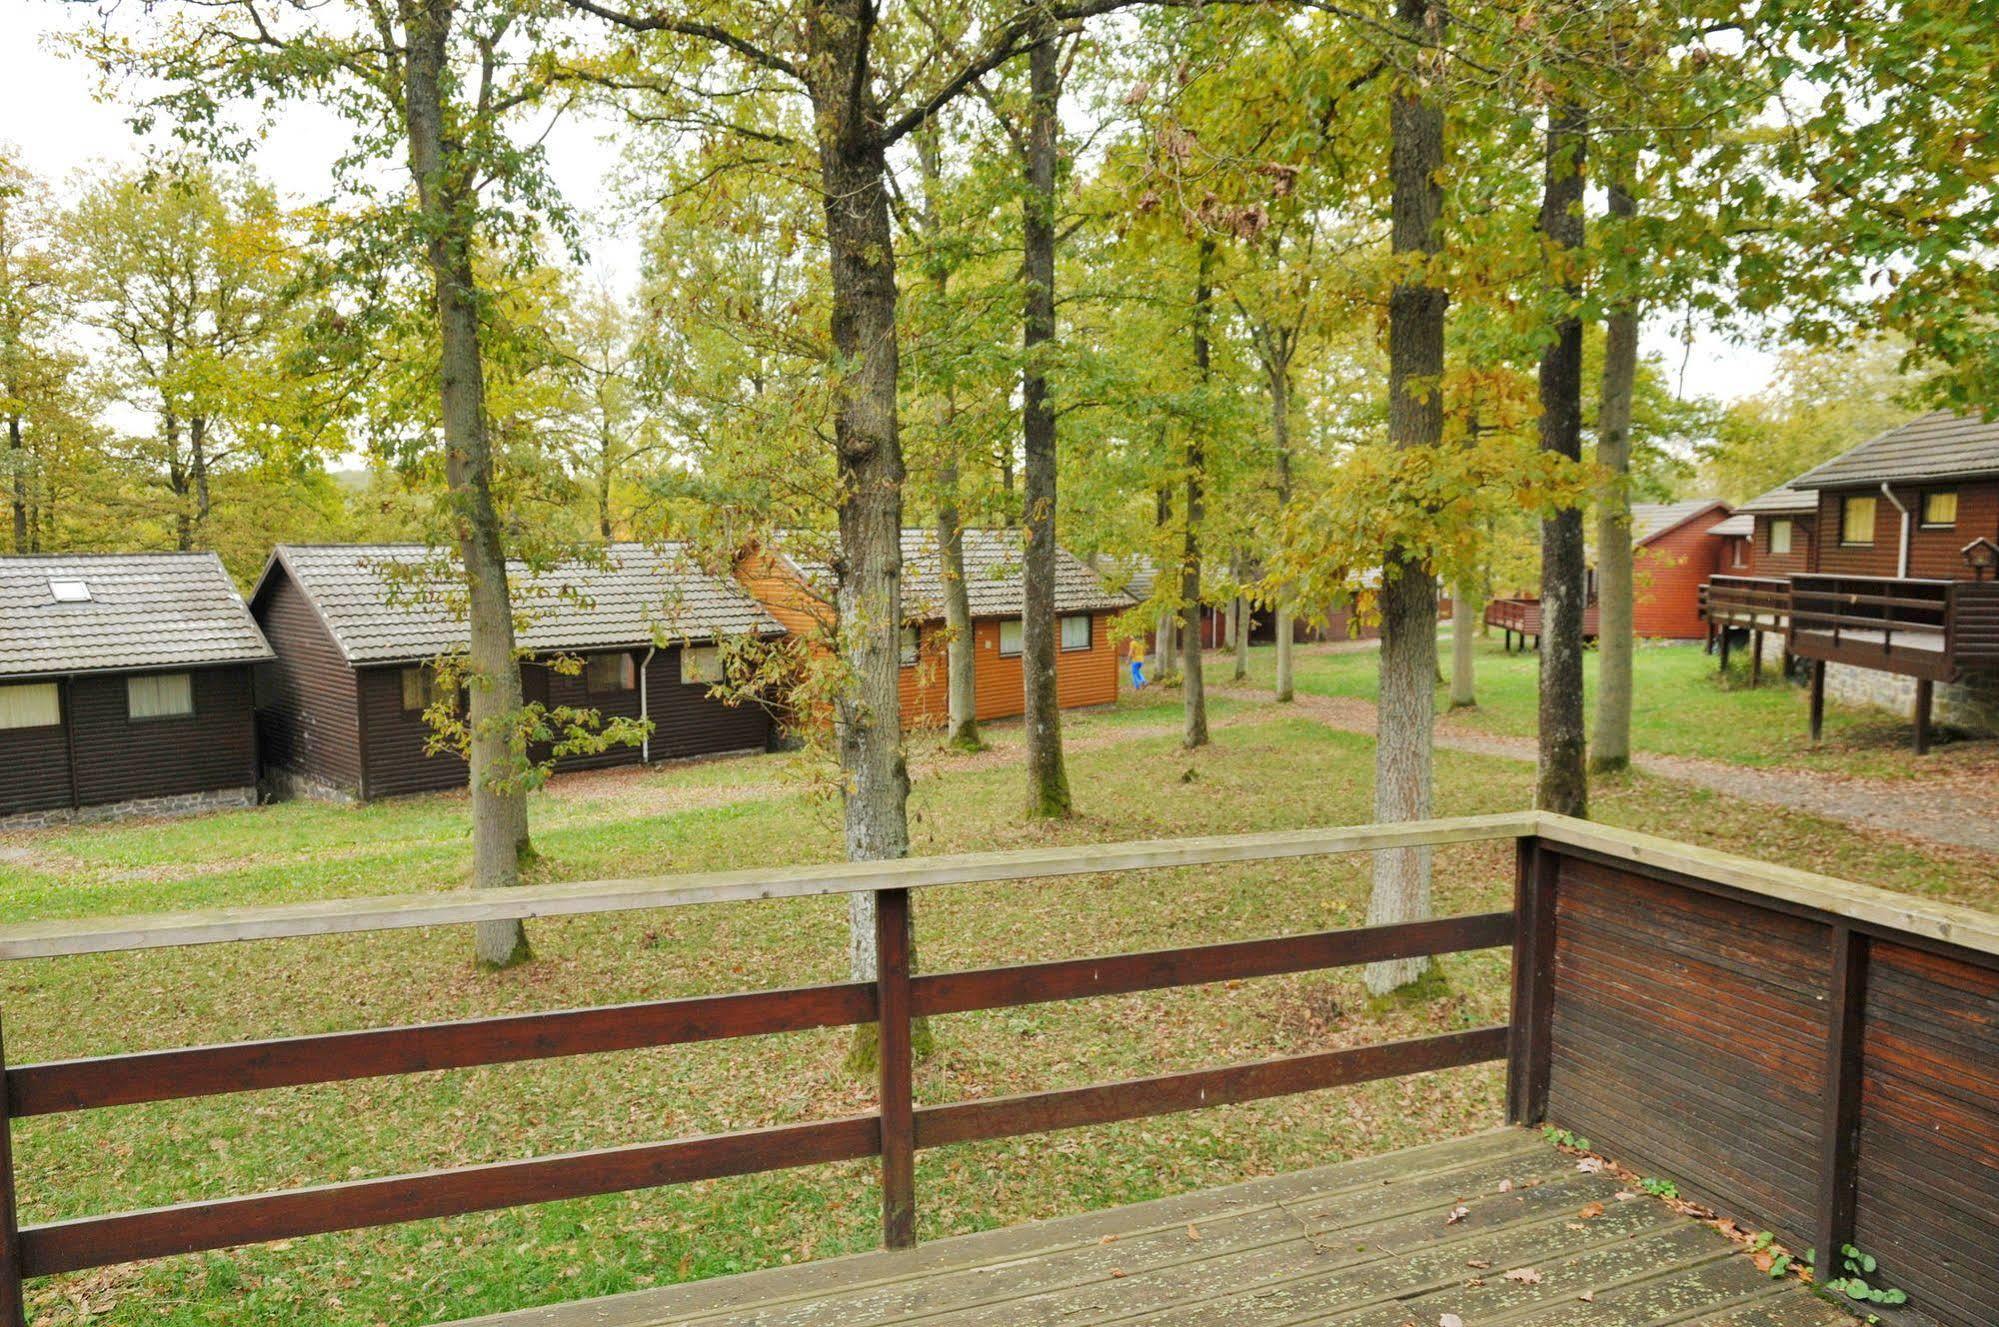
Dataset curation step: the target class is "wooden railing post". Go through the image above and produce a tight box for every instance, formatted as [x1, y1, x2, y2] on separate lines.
[1814, 924, 1868, 1272]
[1, 1016, 26, 1327]
[874, 888, 916, 1250]
[1506, 837, 1557, 1126]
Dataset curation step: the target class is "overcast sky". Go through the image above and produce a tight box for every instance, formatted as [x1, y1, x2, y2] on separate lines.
[5, 1, 1778, 404]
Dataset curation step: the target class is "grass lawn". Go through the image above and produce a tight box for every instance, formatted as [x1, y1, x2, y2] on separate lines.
[3, 683, 1995, 1326]
[1229, 632, 1999, 780]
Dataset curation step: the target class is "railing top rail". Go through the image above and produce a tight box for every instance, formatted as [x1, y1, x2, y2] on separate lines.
[1790, 573, 1956, 587]
[0, 814, 1537, 961]
[1534, 814, 1999, 959]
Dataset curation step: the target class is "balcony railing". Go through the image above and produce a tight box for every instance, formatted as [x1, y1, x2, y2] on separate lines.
[1, 816, 1995, 1327]
[1482, 596, 1600, 650]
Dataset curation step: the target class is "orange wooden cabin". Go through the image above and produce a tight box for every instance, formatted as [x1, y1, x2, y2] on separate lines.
[1627, 499, 1734, 639]
[738, 529, 1136, 728]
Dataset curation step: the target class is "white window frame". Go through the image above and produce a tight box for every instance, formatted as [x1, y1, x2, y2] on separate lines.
[127, 672, 194, 722]
[681, 644, 722, 685]
[997, 619, 1023, 658]
[1769, 518, 1793, 556]
[0, 682, 60, 730]
[1060, 614, 1092, 652]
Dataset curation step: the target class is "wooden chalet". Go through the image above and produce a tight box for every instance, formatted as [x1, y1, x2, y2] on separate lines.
[250, 544, 785, 801]
[2, 813, 1993, 1327]
[0, 553, 272, 826]
[1701, 411, 1999, 749]
[1485, 500, 1730, 650]
[738, 528, 1133, 726]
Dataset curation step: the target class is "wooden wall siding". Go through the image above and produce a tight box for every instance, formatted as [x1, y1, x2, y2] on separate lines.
[1633, 516, 1728, 638]
[252, 570, 363, 794]
[969, 612, 1120, 721]
[0, 704, 72, 815]
[1815, 481, 1999, 579]
[734, 549, 830, 641]
[1851, 941, 1999, 1327]
[1543, 855, 1829, 1246]
[354, 666, 466, 799]
[64, 668, 258, 808]
[1753, 516, 1815, 576]
[645, 645, 772, 761]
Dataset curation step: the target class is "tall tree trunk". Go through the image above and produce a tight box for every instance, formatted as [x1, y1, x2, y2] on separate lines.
[1535, 96, 1590, 818]
[189, 414, 212, 542]
[404, 0, 533, 968]
[805, 13, 912, 1008]
[1449, 580, 1478, 707]
[1272, 366, 1294, 702]
[1232, 569, 1248, 681]
[1153, 484, 1174, 676]
[597, 427, 615, 540]
[1591, 175, 1638, 775]
[1368, 0, 1448, 998]
[1181, 239, 1215, 749]
[1019, 26, 1070, 818]
[937, 447, 981, 750]
[8, 414, 26, 553]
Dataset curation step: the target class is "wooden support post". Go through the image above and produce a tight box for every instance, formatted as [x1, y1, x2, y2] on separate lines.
[0, 1017, 25, 1327]
[1505, 837, 1558, 1126]
[1751, 631, 1763, 687]
[1913, 678, 1933, 755]
[1814, 925, 1868, 1273]
[1809, 660, 1826, 742]
[1718, 628, 1731, 676]
[875, 888, 916, 1250]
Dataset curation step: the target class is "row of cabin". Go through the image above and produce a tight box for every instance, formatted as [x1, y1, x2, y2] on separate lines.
[1702, 410, 1999, 749]
[0, 534, 1135, 823]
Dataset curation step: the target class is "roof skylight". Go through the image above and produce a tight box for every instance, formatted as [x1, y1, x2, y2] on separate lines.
[49, 579, 92, 603]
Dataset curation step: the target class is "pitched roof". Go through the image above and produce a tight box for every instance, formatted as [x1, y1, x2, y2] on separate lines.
[1710, 513, 1754, 538]
[1792, 410, 1999, 489]
[1102, 555, 1157, 601]
[1630, 500, 1730, 546]
[0, 552, 273, 679]
[779, 529, 1135, 621]
[258, 544, 785, 666]
[1733, 483, 1818, 516]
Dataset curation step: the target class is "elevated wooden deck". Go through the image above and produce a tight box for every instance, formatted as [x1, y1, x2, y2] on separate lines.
[447, 1130, 1848, 1327]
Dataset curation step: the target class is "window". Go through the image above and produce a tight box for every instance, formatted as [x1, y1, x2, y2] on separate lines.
[1060, 614, 1092, 651]
[400, 667, 436, 713]
[48, 579, 91, 603]
[899, 626, 919, 667]
[681, 645, 722, 684]
[998, 619, 1023, 657]
[1921, 489, 1958, 529]
[1840, 495, 1876, 546]
[586, 652, 636, 693]
[1730, 540, 1748, 569]
[1769, 518, 1794, 556]
[128, 673, 193, 720]
[0, 682, 59, 730]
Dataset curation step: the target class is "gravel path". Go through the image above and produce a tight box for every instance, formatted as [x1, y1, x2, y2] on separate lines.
[1219, 685, 1999, 857]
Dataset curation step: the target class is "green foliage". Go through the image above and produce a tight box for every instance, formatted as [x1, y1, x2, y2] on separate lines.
[1541, 1126, 1592, 1152]
[1636, 1176, 1678, 1200]
[1812, 1243, 1911, 1308]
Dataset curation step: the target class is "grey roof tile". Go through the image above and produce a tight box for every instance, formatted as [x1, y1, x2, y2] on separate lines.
[0, 552, 273, 678]
[264, 544, 785, 666]
[780, 529, 1135, 621]
[1733, 484, 1818, 516]
[1630, 500, 1729, 545]
[1792, 410, 1999, 488]
[1710, 513, 1754, 538]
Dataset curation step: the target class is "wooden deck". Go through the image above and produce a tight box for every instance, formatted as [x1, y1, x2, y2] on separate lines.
[446, 1131, 1849, 1327]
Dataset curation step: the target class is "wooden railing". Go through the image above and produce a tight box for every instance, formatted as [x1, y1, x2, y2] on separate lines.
[3, 814, 1996, 1327]
[1483, 597, 1600, 649]
[1700, 574, 1792, 629]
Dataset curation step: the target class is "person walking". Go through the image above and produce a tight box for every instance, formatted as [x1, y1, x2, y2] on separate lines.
[1128, 636, 1148, 690]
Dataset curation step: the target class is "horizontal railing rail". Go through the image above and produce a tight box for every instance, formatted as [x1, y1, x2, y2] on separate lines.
[5, 815, 1996, 1327]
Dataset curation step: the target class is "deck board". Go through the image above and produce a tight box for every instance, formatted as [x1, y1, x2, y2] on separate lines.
[445, 1131, 1851, 1327]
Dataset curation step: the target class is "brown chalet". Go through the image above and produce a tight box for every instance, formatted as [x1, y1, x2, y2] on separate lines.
[0, 553, 272, 826]
[1703, 410, 1999, 749]
[738, 529, 1133, 726]
[251, 544, 785, 801]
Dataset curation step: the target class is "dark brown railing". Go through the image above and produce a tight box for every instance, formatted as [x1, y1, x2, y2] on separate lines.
[1700, 574, 1792, 630]
[3, 814, 1996, 1327]
[1482, 597, 1600, 650]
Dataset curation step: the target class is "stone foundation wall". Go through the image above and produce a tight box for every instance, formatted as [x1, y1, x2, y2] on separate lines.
[1825, 663, 1999, 735]
[261, 765, 360, 805]
[0, 784, 258, 832]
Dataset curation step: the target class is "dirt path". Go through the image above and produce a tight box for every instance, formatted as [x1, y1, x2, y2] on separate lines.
[1218, 685, 1999, 856]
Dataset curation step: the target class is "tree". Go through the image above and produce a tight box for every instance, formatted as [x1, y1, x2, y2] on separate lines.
[60, 163, 302, 551]
[561, 284, 662, 540]
[1591, 172, 1638, 775]
[85, 0, 583, 968]
[1179, 236, 1215, 749]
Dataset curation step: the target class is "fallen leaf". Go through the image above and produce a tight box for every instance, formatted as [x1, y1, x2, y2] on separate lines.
[1579, 1290, 1597, 1302]
[1110, 1268, 1127, 1279]
[1578, 1202, 1605, 1220]
[1186, 1225, 1201, 1241]
[1445, 1204, 1471, 1225]
[1504, 1267, 1543, 1284]
[1466, 1259, 1492, 1270]
[1440, 1315, 1465, 1327]
[1498, 1178, 1514, 1192]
